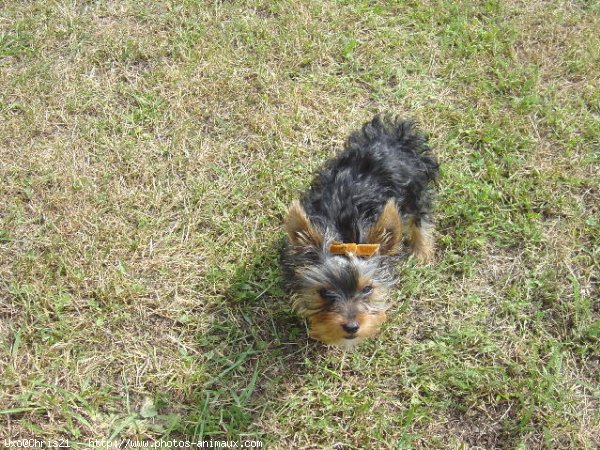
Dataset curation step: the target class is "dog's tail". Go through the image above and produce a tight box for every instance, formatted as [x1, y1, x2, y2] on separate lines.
[346, 114, 439, 181]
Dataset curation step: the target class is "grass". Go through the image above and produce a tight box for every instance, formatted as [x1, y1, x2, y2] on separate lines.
[1, 0, 598, 448]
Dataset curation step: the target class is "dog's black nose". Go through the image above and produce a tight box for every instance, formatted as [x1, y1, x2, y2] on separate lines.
[342, 321, 360, 334]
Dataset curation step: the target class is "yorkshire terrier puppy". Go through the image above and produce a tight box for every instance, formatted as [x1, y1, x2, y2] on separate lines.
[281, 114, 439, 348]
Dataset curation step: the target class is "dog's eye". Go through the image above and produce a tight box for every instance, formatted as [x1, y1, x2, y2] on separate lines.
[319, 289, 337, 302]
[361, 285, 374, 296]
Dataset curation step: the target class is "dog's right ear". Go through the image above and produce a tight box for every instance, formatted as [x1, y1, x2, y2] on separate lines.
[284, 200, 323, 248]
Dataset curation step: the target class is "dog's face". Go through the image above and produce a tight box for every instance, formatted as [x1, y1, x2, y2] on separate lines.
[292, 254, 390, 348]
[284, 200, 402, 348]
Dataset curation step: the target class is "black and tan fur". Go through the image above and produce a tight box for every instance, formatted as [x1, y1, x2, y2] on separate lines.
[282, 114, 439, 348]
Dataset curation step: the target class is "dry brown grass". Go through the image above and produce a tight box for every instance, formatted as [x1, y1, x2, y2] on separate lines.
[1, 0, 598, 448]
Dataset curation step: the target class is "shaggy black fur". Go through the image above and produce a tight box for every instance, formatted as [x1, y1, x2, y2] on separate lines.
[301, 114, 438, 244]
[281, 114, 439, 347]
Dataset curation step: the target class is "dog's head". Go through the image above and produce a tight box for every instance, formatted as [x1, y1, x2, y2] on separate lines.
[283, 199, 402, 348]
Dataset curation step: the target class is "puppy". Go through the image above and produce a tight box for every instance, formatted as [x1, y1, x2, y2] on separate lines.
[281, 114, 439, 348]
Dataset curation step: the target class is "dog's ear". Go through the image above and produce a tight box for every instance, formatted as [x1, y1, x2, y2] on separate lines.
[285, 200, 323, 248]
[367, 199, 403, 254]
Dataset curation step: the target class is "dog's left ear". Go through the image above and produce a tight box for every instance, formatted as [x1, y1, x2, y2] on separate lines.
[367, 199, 403, 254]
[284, 200, 323, 248]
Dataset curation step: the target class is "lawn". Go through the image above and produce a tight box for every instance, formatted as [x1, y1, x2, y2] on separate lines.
[1, 0, 598, 448]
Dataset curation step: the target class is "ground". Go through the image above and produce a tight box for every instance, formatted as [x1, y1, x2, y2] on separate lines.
[0, 0, 598, 448]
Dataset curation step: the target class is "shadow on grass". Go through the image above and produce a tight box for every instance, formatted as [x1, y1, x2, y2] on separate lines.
[172, 237, 320, 442]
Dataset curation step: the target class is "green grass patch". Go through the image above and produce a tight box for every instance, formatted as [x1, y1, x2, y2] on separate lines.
[1, 0, 598, 448]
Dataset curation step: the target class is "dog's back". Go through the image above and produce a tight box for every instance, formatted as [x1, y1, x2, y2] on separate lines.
[302, 115, 438, 243]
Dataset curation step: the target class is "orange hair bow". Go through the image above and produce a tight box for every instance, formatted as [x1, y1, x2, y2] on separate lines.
[329, 242, 380, 257]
